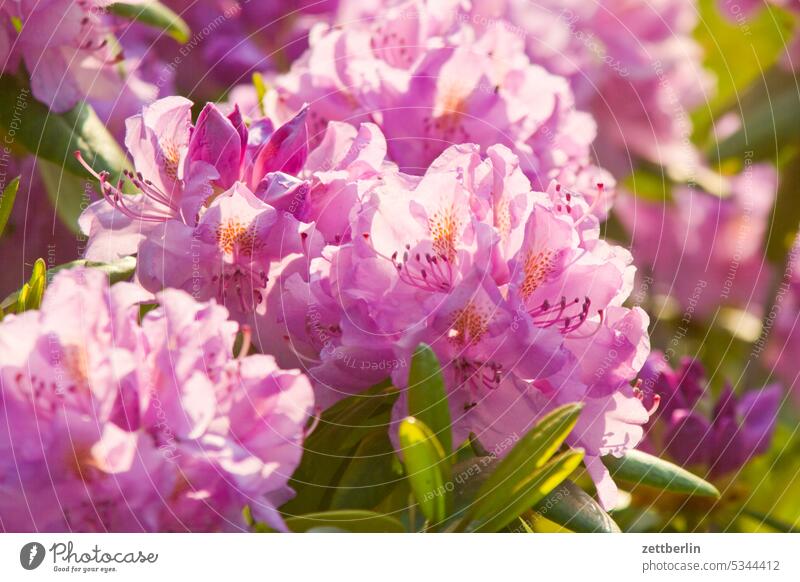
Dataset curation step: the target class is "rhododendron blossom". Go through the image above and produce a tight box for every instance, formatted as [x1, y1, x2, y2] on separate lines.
[254, 138, 651, 509]
[0, 268, 313, 532]
[263, 0, 614, 216]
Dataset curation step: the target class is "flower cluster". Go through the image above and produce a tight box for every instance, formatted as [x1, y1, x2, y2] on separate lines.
[78, 96, 317, 318]
[616, 163, 778, 318]
[263, 0, 614, 214]
[0, 268, 313, 532]
[489, 0, 713, 172]
[640, 352, 780, 476]
[0, 0, 144, 113]
[253, 131, 652, 509]
[78, 94, 651, 509]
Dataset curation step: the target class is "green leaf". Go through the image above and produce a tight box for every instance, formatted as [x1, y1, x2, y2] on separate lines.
[407, 344, 452, 455]
[284, 510, 406, 533]
[470, 403, 581, 510]
[0, 76, 129, 179]
[623, 167, 672, 203]
[108, 2, 190, 44]
[602, 449, 720, 499]
[455, 404, 582, 530]
[467, 449, 585, 532]
[692, 0, 795, 140]
[532, 480, 621, 533]
[740, 508, 800, 533]
[25, 258, 46, 311]
[252, 73, 268, 117]
[328, 431, 404, 511]
[282, 382, 398, 515]
[1, 256, 136, 312]
[398, 417, 450, 526]
[16, 283, 30, 314]
[0, 175, 20, 237]
[38, 159, 90, 234]
[711, 76, 800, 162]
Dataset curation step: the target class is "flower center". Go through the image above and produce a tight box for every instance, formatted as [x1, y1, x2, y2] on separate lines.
[215, 219, 260, 256]
[520, 249, 556, 299]
[447, 302, 490, 347]
[428, 205, 461, 262]
[161, 140, 181, 180]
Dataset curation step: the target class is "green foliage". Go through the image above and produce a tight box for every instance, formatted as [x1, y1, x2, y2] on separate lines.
[1, 256, 136, 313]
[693, 0, 796, 141]
[11, 258, 47, 315]
[284, 510, 406, 533]
[0, 76, 129, 179]
[398, 417, 451, 526]
[281, 382, 400, 515]
[406, 344, 452, 455]
[38, 159, 89, 234]
[602, 450, 720, 499]
[108, 2, 191, 44]
[0, 175, 20, 237]
[532, 480, 621, 533]
[455, 404, 583, 532]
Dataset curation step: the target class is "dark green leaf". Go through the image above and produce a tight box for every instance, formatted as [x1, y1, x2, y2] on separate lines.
[284, 510, 406, 533]
[108, 2, 190, 44]
[282, 382, 398, 515]
[398, 417, 450, 526]
[467, 403, 582, 517]
[602, 449, 720, 498]
[1, 256, 136, 312]
[532, 479, 620, 533]
[0, 76, 129, 179]
[407, 344, 452, 455]
[329, 431, 404, 511]
[467, 449, 585, 532]
[38, 159, 91, 234]
[0, 175, 20, 237]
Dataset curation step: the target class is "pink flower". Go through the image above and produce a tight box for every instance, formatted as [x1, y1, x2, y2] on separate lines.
[255, 141, 650, 508]
[264, 0, 614, 215]
[0, 267, 314, 532]
[616, 163, 778, 319]
[79, 97, 318, 317]
[1, 0, 154, 113]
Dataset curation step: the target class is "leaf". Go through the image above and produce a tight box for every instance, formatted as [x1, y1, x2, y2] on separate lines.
[108, 1, 190, 44]
[252, 73, 268, 117]
[0, 76, 129, 179]
[469, 403, 582, 513]
[328, 431, 404, 511]
[740, 508, 800, 533]
[0, 175, 20, 237]
[407, 344, 452, 455]
[25, 258, 46, 311]
[282, 382, 398, 515]
[711, 77, 800, 162]
[455, 404, 582, 530]
[532, 479, 621, 533]
[602, 449, 720, 499]
[1, 256, 136, 312]
[467, 449, 585, 532]
[398, 417, 450, 526]
[692, 0, 795, 140]
[38, 159, 90, 234]
[284, 510, 406, 533]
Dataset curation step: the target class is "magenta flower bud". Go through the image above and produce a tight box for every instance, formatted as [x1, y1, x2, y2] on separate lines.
[251, 106, 310, 183]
